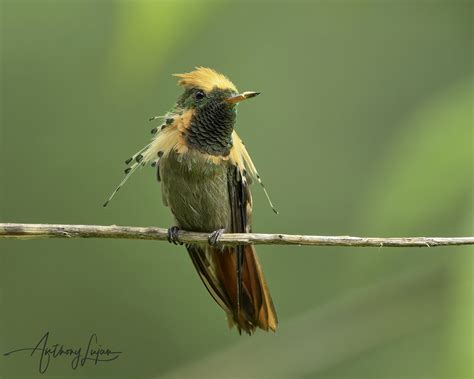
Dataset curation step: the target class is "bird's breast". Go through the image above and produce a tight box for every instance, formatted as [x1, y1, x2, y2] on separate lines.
[159, 149, 232, 232]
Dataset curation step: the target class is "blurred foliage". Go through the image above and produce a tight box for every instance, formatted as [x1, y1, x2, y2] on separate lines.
[0, 1, 472, 378]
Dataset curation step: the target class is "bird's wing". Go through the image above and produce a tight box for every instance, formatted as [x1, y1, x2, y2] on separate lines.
[225, 163, 278, 333]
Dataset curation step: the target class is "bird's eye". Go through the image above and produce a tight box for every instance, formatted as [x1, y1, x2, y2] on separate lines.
[195, 91, 205, 101]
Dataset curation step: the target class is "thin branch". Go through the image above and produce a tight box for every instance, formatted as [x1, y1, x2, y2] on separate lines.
[0, 223, 473, 247]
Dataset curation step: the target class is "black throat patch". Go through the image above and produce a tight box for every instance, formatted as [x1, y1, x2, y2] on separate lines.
[185, 98, 236, 156]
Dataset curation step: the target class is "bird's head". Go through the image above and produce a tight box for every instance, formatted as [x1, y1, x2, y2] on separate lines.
[174, 67, 260, 109]
[173, 67, 260, 156]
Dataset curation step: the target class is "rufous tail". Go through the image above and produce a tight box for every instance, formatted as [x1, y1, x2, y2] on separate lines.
[187, 243, 277, 335]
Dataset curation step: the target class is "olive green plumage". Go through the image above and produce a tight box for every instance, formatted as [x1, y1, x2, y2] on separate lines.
[160, 149, 232, 233]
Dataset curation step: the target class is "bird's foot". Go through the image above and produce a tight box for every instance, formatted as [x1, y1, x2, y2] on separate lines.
[208, 228, 225, 247]
[167, 226, 182, 245]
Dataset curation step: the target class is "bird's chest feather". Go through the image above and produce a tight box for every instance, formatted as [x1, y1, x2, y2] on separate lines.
[159, 150, 231, 232]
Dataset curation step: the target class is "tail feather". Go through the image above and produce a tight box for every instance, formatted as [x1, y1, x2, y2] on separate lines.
[187, 243, 277, 334]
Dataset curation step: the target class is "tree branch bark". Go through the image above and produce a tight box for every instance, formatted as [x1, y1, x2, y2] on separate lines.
[0, 223, 473, 247]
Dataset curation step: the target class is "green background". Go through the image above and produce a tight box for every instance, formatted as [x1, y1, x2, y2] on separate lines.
[1, 1, 472, 378]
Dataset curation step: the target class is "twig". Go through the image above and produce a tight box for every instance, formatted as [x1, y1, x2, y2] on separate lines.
[0, 223, 473, 247]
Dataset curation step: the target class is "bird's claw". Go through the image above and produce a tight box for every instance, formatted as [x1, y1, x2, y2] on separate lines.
[167, 226, 182, 245]
[208, 228, 225, 246]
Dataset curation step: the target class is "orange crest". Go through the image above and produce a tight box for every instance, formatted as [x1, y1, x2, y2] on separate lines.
[173, 67, 238, 93]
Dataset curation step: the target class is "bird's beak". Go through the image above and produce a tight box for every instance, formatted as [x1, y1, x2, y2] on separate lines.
[224, 91, 261, 104]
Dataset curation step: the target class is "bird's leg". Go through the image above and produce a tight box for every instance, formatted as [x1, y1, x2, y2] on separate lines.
[167, 226, 182, 245]
[208, 228, 225, 247]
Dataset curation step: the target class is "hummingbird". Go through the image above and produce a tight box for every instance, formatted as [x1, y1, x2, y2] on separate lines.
[105, 67, 278, 334]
